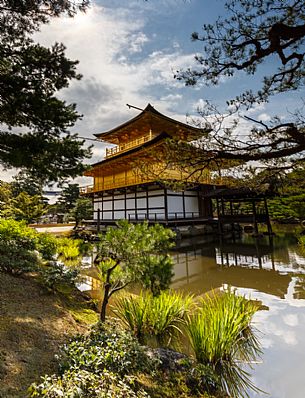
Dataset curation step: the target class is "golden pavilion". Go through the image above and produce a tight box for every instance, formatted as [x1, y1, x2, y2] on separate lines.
[81, 104, 216, 224]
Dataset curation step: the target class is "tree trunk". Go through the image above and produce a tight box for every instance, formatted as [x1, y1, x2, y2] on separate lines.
[99, 262, 118, 322]
[100, 282, 111, 322]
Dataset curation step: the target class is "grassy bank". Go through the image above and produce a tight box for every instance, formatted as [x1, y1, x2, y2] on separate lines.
[0, 272, 98, 398]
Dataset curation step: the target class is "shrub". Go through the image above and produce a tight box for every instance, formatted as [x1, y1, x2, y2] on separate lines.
[0, 241, 39, 275]
[59, 321, 155, 377]
[28, 370, 150, 398]
[57, 237, 82, 260]
[40, 262, 80, 291]
[0, 219, 41, 274]
[113, 291, 194, 347]
[28, 322, 155, 398]
[186, 291, 261, 398]
[35, 233, 58, 261]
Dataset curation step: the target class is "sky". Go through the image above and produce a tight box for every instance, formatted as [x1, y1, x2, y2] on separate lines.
[2, 0, 303, 187]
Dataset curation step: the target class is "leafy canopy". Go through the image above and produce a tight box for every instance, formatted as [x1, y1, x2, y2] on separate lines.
[95, 220, 175, 321]
[171, 0, 305, 183]
[0, 0, 91, 183]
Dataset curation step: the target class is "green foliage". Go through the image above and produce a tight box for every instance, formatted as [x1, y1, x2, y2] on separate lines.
[113, 291, 193, 347]
[57, 237, 82, 260]
[0, 178, 48, 223]
[0, 181, 15, 218]
[140, 255, 174, 297]
[0, 219, 57, 274]
[95, 220, 175, 321]
[13, 192, 47, 223]
[36, 233, 59, 261]
[186, 291, 261, 398]
[57, 184, 80, 213]
[41, 262, 79, 291]
[265, 167, 305, 221]
[186, 364, 221, 396]
[28, 322, 155, 397]
[59, 322, 154, 377]
[0, 0, 91, 182]
[28, 370, 149, 398]
[0, 241, 39, 275]
[11, 170, 44, 197]
[71, 197, 93, 227]
[0, 218, 37, 250]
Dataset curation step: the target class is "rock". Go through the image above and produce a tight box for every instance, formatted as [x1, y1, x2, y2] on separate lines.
[146, 347, 191, 372]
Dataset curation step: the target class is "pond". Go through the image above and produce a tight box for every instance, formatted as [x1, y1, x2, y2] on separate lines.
[79, 231, 305, 398]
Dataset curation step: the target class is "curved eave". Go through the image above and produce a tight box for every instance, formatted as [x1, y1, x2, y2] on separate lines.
[94, 103, 210, 142]
[84, 132, 168, 176]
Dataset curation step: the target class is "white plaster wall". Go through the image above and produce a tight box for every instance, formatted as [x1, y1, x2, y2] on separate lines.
[126, 198, 135, 209]
[103, 211, 113, 220]
[113, 211, 125, 219]
[94, 201, 100, 212]
[103, 201, 112, 211]
[114, 200, 124, 210]
[185, 196, 199, 214]
[148, 196, 164, 208]
[168, 195, 183, 217]
[137, 198, 147, 208]
[148, 189, 164, 195]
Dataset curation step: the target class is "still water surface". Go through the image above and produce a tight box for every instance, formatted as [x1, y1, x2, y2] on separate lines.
[80, 232, 305, 398]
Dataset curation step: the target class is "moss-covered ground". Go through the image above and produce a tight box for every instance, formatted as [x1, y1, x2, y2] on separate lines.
[0, 272, 98, 398]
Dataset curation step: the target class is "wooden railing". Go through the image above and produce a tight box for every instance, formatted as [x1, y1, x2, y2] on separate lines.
[80, 175, 152, 194]
[80, 171, 212, 195]
[105, 132, 153, 158]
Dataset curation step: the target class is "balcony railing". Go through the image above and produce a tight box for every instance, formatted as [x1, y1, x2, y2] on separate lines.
[80, 175, 152, 194]
[105, 132, 153, 158]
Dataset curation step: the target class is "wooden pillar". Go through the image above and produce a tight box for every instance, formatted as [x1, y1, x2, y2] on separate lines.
[182, 190, 186, 219]
[252, 200, 259, 236]
[146, 185, 149, 220]
[216, 198, 223, 235]
[101, 192, 104, 221]
[124, 188, 127, 220]
[97, 208, 101, 233]
[112, 192, 114, 220]
[221, 198, 225, 215]
[230, 199, 235, 238]
[264, 197, 273, 235]
[164, 187, 168, 222]
[134, 187, 137, 221]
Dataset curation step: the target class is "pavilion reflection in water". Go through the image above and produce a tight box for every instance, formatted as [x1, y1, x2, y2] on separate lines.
[78, 234, 305, 301]
[171, 235, 305, 300]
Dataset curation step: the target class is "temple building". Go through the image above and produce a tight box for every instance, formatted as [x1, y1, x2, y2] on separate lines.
[81, 104, 217, 225]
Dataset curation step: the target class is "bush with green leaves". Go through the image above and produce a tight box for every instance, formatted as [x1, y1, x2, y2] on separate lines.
[35, 233, 58, 261]
[28, 370, 150, 398]
[113, 290, 194, 347]
[59, 321, 155, 377]
[0, 219, 58, 275]
[28, 322, 155, 398]
[0, 240, 39, 275]
[40, 262, 80, 291]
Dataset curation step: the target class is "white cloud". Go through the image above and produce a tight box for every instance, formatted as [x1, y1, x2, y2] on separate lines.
[35, 4, 197, 140]
[283, 313, 299, 327]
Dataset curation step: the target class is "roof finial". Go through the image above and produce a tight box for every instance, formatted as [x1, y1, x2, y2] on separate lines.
[126, 104, 144, 111]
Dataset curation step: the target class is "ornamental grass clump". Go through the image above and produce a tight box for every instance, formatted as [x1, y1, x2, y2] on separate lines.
[113, 290, 194, 347]
[186, 291, 261, 398]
